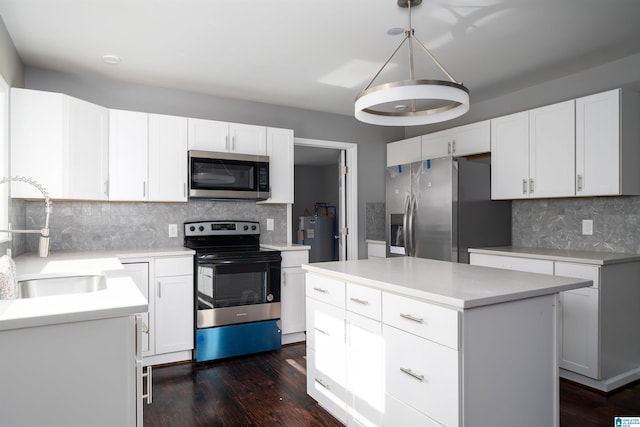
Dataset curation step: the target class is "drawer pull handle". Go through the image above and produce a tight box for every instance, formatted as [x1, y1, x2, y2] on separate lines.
[313, 287, 328, 294]
[315, 327, 330, 336]
[400, 313, 424, 324]
[350, 297, 369, 306]
[315, 378, 329, 389]
[400, 367, 425, 382]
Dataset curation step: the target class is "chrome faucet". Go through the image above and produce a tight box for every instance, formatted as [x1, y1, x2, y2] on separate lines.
[0, 176, 52, 257]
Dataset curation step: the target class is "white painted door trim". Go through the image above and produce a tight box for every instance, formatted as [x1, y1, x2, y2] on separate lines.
[293, 137, 358, 261]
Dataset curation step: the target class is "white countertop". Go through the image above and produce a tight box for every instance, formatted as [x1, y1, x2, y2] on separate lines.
[261, 243, 311, 251]
[469, 246, 640, 265]
[0, 248, 193, 331]
[302, 257, 591, 309]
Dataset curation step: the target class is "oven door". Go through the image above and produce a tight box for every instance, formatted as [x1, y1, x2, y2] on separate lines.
[196, 252, 281, 328]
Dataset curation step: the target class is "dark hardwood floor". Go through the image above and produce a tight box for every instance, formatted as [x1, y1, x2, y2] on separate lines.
[144, 343, 640, 427]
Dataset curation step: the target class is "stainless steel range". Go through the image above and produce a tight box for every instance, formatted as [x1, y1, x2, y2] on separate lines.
[184, 220, 282, 362]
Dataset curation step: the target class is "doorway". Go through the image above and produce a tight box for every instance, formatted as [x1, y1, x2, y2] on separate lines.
[291, 138, 358, 261]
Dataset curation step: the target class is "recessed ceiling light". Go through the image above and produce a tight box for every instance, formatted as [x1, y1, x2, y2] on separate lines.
[387, 27, 404, 36]
[394, 104, 408, 111]
[102, 54, 121, 65]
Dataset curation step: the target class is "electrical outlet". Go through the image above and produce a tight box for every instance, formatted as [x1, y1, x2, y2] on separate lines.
[168, 223, 178, 238]
[582, 219, 593, 236]
[266, 218, 274, 231]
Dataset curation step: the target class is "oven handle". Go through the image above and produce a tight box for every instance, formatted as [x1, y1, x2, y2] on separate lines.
[197, 258, 280, 266]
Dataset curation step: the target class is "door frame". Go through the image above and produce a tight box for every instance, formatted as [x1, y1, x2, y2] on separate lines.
[291, 137, 358, 261]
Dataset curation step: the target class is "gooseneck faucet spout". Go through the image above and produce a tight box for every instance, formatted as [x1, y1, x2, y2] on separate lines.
[0, 176, 52, 257]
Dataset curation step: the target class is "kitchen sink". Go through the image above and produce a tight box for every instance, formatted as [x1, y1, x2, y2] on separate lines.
[19, 274, 107, 298]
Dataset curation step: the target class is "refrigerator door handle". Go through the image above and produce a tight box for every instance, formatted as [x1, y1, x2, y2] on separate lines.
[403, 194, 411, 256]
[409, 195, 417, 257]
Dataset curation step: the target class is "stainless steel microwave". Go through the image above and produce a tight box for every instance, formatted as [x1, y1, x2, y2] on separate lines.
[188, 150, 270, 200]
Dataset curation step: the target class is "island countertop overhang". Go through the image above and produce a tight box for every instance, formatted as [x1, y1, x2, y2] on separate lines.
[302, 257, 592, 310]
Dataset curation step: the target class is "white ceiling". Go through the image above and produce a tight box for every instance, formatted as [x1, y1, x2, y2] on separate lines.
[1, 0, 640, 119]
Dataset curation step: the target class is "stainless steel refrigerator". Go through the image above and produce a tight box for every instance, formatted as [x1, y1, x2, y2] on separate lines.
[386, 156, 511, 263]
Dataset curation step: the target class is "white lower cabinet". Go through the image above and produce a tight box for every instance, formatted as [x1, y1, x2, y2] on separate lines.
[470, 250, 640, 391]
[280, 249, 309, 343]
[306, 270, 560, 426]
[123, 255, 194, 366]
[306, 294, 347, 423]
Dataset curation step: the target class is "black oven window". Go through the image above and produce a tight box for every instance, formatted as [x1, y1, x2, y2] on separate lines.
[214, 271, 267, 307]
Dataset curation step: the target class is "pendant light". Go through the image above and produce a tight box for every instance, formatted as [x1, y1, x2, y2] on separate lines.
[355, 0, 469, 126]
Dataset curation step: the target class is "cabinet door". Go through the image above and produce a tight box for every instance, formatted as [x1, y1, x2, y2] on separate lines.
[229, 123, 267, 155]
[123, 262, 153, 356]
[155, 275, 194, 354]
[262, 127, 294, 203]
[420, 131, 451, 160]
[387, 136, 421, 167]
[448, 120, 490, 157]
[281, 266, 306, 334]
[490, 111, 530, 199]
[187, 118, 229, 151]
[109, 109, 149, 201]
[66, 97, 109, 200]
[10, 88, 65, 199]
[560, 287, 599, 379]
[529, 100, 575, 198]
[576, 89, 620, 196]
[347, 312, 383, 427]
[148, 114, 188, 202]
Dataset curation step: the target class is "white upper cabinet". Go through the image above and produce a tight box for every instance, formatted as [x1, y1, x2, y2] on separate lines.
[187, 119, 267, 155]
[575, 89, 640, 196]
[490, 111, 530, 199]
[491, 100, 575, 199]
[148, 114, 188, 202]
[187, 118, 229, 152]
[386, 136, 421, 167]
[421, 120, 490, 160]
[10, 88, 108, 201]
[528, 100, 575, 198]
[261, 127, 294, 204]
[109, 109, 149, 201]
[230, 123, 267, 155]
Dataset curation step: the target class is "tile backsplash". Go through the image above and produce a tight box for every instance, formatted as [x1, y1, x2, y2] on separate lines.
[365, 202, 385, 241]
[18, 200, 287, 254]
[512, 196, 640, 253]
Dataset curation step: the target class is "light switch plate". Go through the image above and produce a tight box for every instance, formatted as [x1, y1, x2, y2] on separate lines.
[582, 219, 593, 235]
[266, 218, 274, 231]
[168, 223, 178, 238]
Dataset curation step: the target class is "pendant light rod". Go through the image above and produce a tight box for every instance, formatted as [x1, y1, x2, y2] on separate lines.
[411, 32, 459, 84]
[362, 33, 410, 91]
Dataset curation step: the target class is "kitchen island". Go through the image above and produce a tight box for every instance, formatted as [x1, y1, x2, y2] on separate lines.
[303, 257, 591, 427]
[0, 251, 150, 427]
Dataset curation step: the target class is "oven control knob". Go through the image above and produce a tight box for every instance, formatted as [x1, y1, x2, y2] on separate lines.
[189, 226, 195, 232]
[199, 226, 205, 232]
[243, 225, 249, 231]
[251, 225, 257, 231]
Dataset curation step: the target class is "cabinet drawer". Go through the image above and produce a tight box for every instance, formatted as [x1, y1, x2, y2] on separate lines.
[555, 262, 599, 289]
[280, 250, 309, 268]
[383, 292, 459, 349]
[384, 325, 459, 426]
[306, 273, 345, 308]
[306, 297, 345, 351]
[155, 256, 193, 277]
[346, 283, 382, 321]
[470, 253, 554, 274]
[306, 348, 347, 423]
[383, 393, 441, 427]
